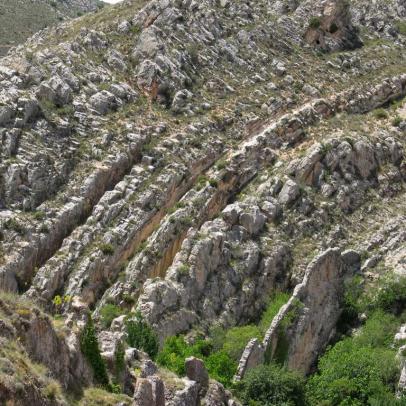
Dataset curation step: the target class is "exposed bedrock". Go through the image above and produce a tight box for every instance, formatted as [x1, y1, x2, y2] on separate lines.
[235, 248, 345, 379]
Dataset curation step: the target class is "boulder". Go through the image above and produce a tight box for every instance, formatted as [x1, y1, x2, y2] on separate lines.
[239, 206, 267, 235]
[278, 179, 300, 205]
[89, 91, 118, 115]
[185, 357, 209, 395]
[37, 76, 73, 107]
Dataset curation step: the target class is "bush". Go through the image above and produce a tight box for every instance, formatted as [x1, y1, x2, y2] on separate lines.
[205, 350, 237, 387]
[99, 243, 114, 256]
[126, 313, 159, 360]
[235, 364, 306, 406]
[157, 336, 212, 376]
[396, 20, 406, 36]
[337, 275, 364, 331]
[392, 116, 402, 127]
[355, 310, 398, 348]
[373, 108, 389, 120]
[80, 317, 109, 387]
[309, 16, 321, 29]
[114, 341, 125, 384]
[306, 311, 402, 405]
[371, 276, 406, 314]
[100, 304, 123, 328]
[157, 336, 189, 375]
[306, 339, 399, 405]
[157, 336, 236, 387]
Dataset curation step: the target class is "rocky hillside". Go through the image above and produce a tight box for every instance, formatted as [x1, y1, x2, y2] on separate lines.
[0, 0, 405, 404]
[0, 0, 103, 56]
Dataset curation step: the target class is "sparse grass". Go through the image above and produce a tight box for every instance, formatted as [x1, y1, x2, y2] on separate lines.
[99, 304, 124, 328]
[78, 388, 132, 406]
[392, 115, 402, 127]
[396, 20, 406, 36]
[373, 108, 389, 120]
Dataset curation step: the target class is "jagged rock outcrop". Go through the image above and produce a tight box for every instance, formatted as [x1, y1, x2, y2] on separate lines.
[0, 294, 92, 405]
[0, 0, 405, 404]
[235, 248, 345, 379]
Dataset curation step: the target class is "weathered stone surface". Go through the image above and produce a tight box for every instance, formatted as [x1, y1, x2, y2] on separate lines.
[0, 0, 405, 404]
[278, 179, 300, 205]
[236, 248, 345, 379]
[185, 357, 209, 394]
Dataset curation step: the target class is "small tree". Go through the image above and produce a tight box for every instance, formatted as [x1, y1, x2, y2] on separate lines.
[235, 364, 306, 406]
[80, 316, 109, 387]
[126, 312, 159, 360]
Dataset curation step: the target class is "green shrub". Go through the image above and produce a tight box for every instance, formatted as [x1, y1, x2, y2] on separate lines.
[309, 16, 321, 29]
[209, 178, 219, 188]
[114, 341, 125, 382]
[392, 116, 402, 127]
[126, 313, 159, 359]
[235, 364, 306, 406]
[337, 275, 365, 331]
[371, 276, 406, 314]
[157, 336, 212, 376]
[156, 336, 190, 375]
[100, 304, 123, 328]
[99, 243, 114, 256]
[33, 210, 45, 220]
[4, 218, 24, 234]
[80, 316, 109, 387]
[355, 310, 398, 348]
[329, 22, 339, 34]
[205, 350, 237, 387]
[396, 20, 406, 36]
[306, 311, 402, 405]
[157, 336, 236, 387]
[306, 339, 399, 405]
[373, 108, 389, 120]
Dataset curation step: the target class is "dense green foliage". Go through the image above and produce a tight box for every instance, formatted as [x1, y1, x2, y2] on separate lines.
[125, 313, 159, 360]
[306, 311, 402, 405]
[157, 291, 291, 388]
[372, 277, 406, 314]
[339, 275, 406, 330]
[157, 336, 236, 387]
[100, 304, 123, 328]
[210, 292, 290, 361]
[235, 364, 306, 406]
[80, 317, 109, 387]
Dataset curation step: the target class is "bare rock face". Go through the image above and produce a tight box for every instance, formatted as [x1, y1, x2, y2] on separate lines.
[133, 378, 154, 406]
[185, 357, 209, 395]
[304, 0, 363, 52]
[20, 308, 92, 392]
[0, 295, 91, 405]
[236, 248, 345, 379]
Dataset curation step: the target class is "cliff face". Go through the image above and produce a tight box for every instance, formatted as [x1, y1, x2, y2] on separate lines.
[0, 0, 405, 404]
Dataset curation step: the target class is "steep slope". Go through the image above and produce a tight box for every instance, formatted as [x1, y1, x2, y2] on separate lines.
[0, 0, 103, 56]
[0, 0, 405, 404]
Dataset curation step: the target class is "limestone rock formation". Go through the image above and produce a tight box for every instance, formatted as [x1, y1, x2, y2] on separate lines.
[0, 0, 405, 403]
